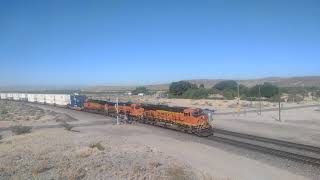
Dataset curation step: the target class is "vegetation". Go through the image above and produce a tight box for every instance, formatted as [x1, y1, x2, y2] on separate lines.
[169, 81, 197, 96]
[10, 125, 32, 135]
[213, 80, 238, 91]
[181, 88, 209, 99]
[168, 80, 320, 101]
[169, 80, 283, 100]
[132, 86, 149, 95]
[246, 83, 279, 98]
[89, 142, 105, 151]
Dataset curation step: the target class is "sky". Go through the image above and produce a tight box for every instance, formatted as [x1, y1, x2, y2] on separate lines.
[0, 0, 320, 86]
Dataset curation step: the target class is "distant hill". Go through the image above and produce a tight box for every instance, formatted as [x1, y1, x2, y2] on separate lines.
[84, 76, 320, 92]
[187, 76, 320, 88]
[1, 76, 320, 92]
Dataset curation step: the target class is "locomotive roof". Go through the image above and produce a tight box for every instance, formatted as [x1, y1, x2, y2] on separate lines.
[141, 104, 194, 112]
[87, 99, 132, 106]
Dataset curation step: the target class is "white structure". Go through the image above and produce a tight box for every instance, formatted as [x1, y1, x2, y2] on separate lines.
[13, 93, 20, 101]
[0, 93, 7, 99]
[44, 94, 56, 105]
[18, 93, 27, 101]
[2, 93, 71, 107]
[138, 93, 144, 96]
[7, 93, 14, 100]
[35, 94, 45, 104]
[54, 94, 71, 106]
[27, 94, 36, 102]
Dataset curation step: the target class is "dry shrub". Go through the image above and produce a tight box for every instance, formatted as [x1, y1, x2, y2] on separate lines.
[32, 160, 53, 175]
[129, 164, 146, 179]
[10, 125, 32, 135]
[149, 161, 162, 169]
[166, 165, 192, 180]
[64, 167, 86, 180]
[89, 142, 105, 151]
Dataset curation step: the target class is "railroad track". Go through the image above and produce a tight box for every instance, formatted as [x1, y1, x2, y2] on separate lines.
[210, 128, 320, 166]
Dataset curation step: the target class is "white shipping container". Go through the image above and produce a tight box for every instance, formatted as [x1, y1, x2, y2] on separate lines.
[44, 94, 55, 105]
[19, 93, 27, 101]
[35, 94, 45, 104]
[13, 93, 20, 100]
[54, 94, 71, 106]
[0, 93, 7, 99]
[27, 94, 36, 102]
[7, 93, 14, 100]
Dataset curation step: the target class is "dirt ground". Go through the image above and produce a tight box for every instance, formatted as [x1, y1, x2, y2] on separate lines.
[0, 100, 312, 180]
[212, 105, 320, 146]
[0, 101, 212, 180]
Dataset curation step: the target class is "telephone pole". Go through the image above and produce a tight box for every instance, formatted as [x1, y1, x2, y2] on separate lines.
[237, 83, 241, 113]
[278, 88, 281, 122]
[116, 97, 119, 125]
[258, 85, 262, 115]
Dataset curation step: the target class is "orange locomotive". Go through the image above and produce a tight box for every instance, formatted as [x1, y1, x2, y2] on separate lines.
[82, 99, 213, 137]
[83, 99, 107, 113]
[128, 104, 213, 136]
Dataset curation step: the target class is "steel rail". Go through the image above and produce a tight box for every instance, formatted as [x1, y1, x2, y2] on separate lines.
[213, 128, 320, 153]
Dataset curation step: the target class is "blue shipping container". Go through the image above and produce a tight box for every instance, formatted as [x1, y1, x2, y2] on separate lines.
[69, 95, 86, 110]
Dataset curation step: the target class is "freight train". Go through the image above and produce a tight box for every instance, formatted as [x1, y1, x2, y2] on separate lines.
[0, 93, 213, 136]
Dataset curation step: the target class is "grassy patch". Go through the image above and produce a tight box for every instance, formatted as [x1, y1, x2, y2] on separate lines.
[10, 125, 32, 135]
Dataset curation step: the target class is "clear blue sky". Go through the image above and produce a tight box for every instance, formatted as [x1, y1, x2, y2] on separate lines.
[1, 0, 319, 86]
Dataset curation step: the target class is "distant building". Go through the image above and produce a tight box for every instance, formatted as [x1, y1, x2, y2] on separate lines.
[138, 93, 144, 96]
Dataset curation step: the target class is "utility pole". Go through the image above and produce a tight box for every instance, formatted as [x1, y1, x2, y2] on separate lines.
[278, 88, 281, 122]
[116, 97, 119, 125]
[258, 85, 262, 115]
[236, 83, 241, 113]
[237, 83, 240, 100]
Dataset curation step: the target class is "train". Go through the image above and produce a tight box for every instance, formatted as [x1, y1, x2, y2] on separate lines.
[0, 92, 214, 137]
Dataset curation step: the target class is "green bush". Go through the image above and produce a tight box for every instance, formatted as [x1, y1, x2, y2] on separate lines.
[213, 80, 238, 91]
[248, 83, 279, 98]
[10, 125, 32, 135]
[169, 81, 197, 96]
[182, 88, 209, 99]
[132, 86, 149, 95]
[222, 89, 237, 100]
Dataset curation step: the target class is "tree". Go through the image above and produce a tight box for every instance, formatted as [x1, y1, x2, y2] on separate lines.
[248, 83, 279, 98]
[132, 86, 149, 95]
[169, 81, 197, 96]
[222, 89, 238, 100]
[213, 80, 238, 91]
[199, 84, 205, 88]
[182, 88, 209, 99]
[260, 83, 279, 98]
